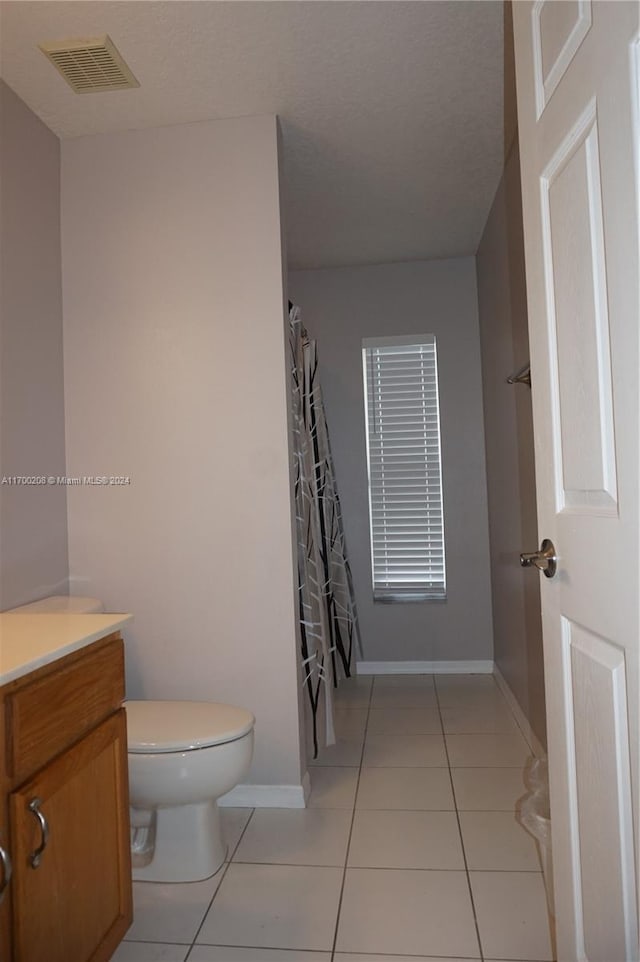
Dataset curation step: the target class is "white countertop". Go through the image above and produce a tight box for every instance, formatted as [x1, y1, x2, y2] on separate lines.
[0, 612, 133, 686]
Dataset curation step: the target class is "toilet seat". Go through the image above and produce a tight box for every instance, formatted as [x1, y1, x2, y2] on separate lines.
[125, 700, 255, 753]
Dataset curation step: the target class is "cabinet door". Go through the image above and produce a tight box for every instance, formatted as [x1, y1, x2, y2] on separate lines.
[0, 820, 11, 962]
[10, 710, 132, 962]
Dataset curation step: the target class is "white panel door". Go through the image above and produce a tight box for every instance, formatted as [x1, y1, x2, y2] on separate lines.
[513, 2, 640, 960]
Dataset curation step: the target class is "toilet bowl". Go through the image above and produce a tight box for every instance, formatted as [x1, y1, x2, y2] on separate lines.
[125, 699, 255, 882]
[7, 595, 256, 884]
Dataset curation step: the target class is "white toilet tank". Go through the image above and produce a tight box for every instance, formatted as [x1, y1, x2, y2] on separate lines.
[6, 595, 104, 613]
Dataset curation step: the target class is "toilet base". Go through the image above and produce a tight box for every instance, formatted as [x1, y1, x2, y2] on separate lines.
[132, 800, 227, 883]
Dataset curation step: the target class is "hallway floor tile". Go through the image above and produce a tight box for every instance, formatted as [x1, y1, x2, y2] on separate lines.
[115, 673, 555, 961]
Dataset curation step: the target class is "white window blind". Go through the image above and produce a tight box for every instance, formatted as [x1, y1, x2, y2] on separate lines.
[362, 335, 446, 602]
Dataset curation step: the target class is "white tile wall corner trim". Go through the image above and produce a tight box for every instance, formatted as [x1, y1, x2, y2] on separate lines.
[218, 783, 307, 808]
[493, 664, 546, 759]
[357, 660, 495, 675]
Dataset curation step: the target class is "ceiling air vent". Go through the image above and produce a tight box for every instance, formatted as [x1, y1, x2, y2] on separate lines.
[38, 35, 139, 93]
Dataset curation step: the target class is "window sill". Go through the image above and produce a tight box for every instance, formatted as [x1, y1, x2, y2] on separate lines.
[373, 594, 447, 604]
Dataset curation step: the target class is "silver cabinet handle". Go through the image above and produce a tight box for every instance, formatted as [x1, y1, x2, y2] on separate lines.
[0, 843, 11, 902]
[28, 797, 49, 869]
[520, 538, 557, 579]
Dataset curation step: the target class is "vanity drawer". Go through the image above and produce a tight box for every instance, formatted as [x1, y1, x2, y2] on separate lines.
[4, 635, 124, 783]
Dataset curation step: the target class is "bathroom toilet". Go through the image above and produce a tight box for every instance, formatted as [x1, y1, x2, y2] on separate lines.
[8, 595, 255, 883]
[125, 699, 254, 882]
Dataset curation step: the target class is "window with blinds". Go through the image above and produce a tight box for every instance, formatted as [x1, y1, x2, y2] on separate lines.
[362, 335, 446, 602]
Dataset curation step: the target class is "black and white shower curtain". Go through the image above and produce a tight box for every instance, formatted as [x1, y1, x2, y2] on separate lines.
[289, 304, 361, 758]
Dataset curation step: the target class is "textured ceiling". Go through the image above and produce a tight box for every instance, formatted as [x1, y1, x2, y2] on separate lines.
[0, 1, 504, 270]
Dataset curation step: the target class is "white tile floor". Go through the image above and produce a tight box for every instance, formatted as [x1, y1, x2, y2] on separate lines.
[111, 674, 555, 962]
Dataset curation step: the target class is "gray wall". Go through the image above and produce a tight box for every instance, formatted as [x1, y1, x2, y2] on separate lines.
[290, 259, 493, 665]
[476, 139, 546, 747]
[0, 82, 69, 610]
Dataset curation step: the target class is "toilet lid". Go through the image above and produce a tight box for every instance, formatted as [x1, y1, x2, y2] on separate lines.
[125, 700, 255, 753]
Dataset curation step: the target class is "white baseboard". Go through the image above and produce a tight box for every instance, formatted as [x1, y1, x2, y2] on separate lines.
[218, 782, 307, 809]
[493, 664, 546, 758]
[357, 660, 494, 675]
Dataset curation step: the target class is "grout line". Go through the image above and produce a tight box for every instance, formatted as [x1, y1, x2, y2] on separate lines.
[189, 945, 332, 956]
[225, 860, 542, 872]
[329, 673, 374, 961]
[331, 954, 481, 961]
[185, 807, 257, 958]
[331, 956, 542, 962]
[121, 938, 192, 946]
[184, 942, 544, 961]
[227, 807, 257, 861]
[434, 678, 486, 962]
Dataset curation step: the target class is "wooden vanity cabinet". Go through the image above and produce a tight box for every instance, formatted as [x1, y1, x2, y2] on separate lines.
[0, 633, 132, 962]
